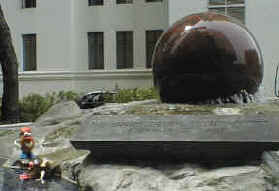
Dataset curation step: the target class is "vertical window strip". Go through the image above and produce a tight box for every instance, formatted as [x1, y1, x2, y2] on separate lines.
[117, 31, 133, 69]
[22, 0, 36, 8]
[23, 34, 36, 71]
[146, 30, 163, 68]
[146, 0, 162, 2]
[88, 32, 104, 70]
[208, 0, 245, 23]
[88, 0, 104, 6]
[116, 0, 133, 4]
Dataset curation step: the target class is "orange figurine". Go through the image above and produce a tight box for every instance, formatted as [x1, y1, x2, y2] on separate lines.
[16, 127, 35, 159]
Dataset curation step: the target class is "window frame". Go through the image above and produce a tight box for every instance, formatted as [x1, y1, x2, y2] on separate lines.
[116, 0, 133, 5]
[22, 34, 37, 71]
[208, 0, 245, 23]
[116, 31, 134, 69]
[88, 32, 105, 70]
[145, 30, 163, 68]
[88, 0, 104, 6]
[145, 0, 163, 3]
[22, 0, 36, 9]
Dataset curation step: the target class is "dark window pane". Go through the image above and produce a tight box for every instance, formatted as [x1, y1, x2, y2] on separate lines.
[208, 0, 225, 6]
[117, 31, 133, 69]
[146, 0, 162, 2]
[209, 7, 225, 15]
[88, 32, 104, 70]
[116, 0, 133, 4]
[89, 0, 104, 6]
[227, 0, 244, 5]
[146, 30, 163, 68]
[23, 0, 36, 8]
[23, 34, 36, 71]
[228, 7, 245, 23]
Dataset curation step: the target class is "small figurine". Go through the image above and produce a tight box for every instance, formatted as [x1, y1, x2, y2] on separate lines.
[15, 127, 35, 159]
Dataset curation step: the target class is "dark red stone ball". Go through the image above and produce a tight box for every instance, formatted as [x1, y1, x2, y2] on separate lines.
[152, 12, 263, 103]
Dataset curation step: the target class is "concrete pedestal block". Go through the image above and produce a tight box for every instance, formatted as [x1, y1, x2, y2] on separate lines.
[71, 114, 279, 161]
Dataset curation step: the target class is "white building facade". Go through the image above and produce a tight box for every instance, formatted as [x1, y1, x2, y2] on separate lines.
[0, 0, 278, 97]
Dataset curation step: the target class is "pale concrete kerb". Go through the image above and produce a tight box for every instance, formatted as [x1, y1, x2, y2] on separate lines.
[0, 122, 33, 129]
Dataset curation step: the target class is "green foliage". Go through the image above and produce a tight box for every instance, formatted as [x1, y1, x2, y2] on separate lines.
[56, 90, 80, 101]
[112, 87, 159, 103]
[0, 88, 158, 123]
[0, 130, 16, 137]
[103, 92, 115, 103]
[19, 93, 53, 122]
[19, 91, 80, 122]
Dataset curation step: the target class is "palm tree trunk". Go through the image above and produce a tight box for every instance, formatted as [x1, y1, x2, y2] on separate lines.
[0, 4, 20, 123]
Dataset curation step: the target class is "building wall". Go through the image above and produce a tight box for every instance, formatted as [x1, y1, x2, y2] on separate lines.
[16, 70, 152, 97]
[72, 0, 169, 71]
[0, 0, 75, 71]
[168, 0, 279, 97]
[168, 0, 208, 25]
[0, 0, 167, 97]
[245, 0, 279, 97]
[1, 0, 278, 98]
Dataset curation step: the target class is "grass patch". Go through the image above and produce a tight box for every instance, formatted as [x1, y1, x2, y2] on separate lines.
[44, 126, 79, 142]
[127, 103, 217, 115]
[0, 130, 16, 137]
[112, 88, 159, 103]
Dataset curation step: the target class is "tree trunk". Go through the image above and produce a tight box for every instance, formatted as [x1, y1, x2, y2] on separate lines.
[0, 4, 19, 123]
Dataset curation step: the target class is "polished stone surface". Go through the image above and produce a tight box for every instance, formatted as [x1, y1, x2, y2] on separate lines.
[152, 12, 263, 103]
[0, 168, 78, 191]
[71, 114, 279, 161]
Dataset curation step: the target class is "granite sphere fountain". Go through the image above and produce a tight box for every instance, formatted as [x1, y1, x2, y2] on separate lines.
[152, 12, 263, 103]
[71, 12, 279, 162]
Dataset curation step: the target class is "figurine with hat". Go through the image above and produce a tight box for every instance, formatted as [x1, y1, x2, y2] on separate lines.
[14, 126, 35, 159]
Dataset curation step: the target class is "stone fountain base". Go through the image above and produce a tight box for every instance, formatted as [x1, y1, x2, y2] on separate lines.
[71, 113, 279, 161]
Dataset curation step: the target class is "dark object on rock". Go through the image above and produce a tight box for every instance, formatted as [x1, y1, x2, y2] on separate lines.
[76, 91, 115, 109]
[10, 157, 60, 184]
[152, 12, 263, 103]
[71, 114, 279, 162]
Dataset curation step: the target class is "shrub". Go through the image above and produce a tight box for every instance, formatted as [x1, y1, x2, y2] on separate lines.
[19, 91, 80, 122]
[1, 88, 158, 123]
[19, 94, 53, 122]
[57, 90, 80, 101]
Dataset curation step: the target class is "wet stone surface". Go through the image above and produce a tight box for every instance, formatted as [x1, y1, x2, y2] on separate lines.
[0, 167, 79, 191]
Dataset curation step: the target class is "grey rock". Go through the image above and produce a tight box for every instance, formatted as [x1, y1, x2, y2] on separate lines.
[71, 114, 279, 161]
[2, 99, 279, 191]
[35, 101, 82, 126]
[77, 163, 270, 191]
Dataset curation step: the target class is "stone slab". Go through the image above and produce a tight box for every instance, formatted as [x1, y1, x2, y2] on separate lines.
[71, 114, 279, 161]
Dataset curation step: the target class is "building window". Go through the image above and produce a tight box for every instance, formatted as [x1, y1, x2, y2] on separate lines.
[22, 0, 36, 8]
[23, 34, 36, 71]
[116, 0, 133, 4]
[146, 0, 162, 2]
[208, 0, 245, 23]
[116, 31, 133, 69]
[146, 30, 163, 68]
[88, 0, 103, 6]
[88, 32, 104, 70]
